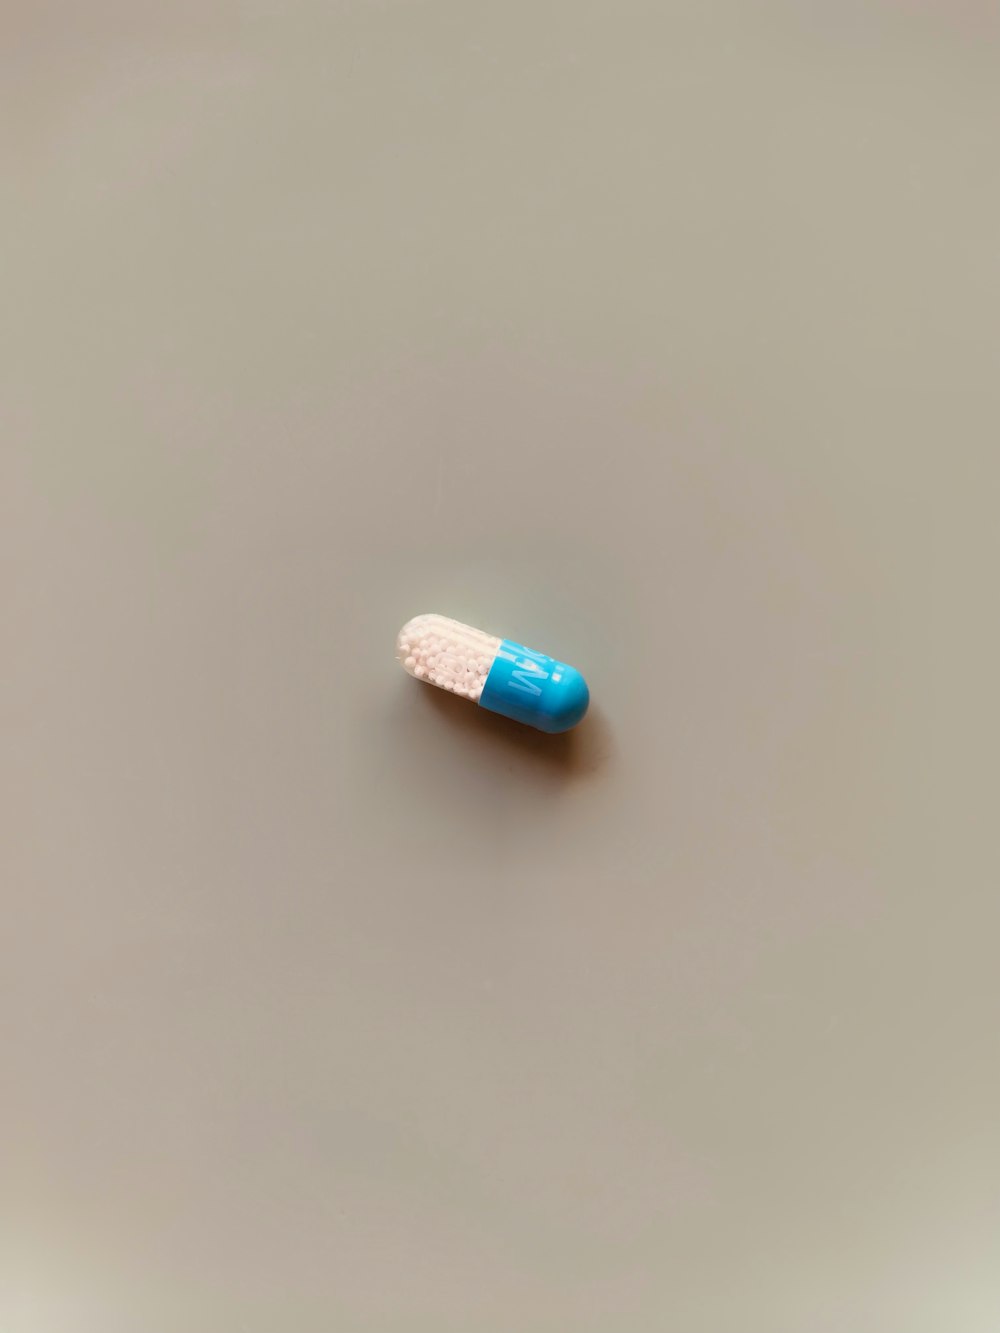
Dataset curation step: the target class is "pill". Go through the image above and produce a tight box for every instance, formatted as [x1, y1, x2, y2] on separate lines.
[396, 613, 589, 733]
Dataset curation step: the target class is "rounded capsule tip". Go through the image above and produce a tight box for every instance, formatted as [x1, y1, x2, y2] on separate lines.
[539, 664, 590, 733]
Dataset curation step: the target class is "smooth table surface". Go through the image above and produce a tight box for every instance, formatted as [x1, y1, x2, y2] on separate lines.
[3, 4, 998, 1331]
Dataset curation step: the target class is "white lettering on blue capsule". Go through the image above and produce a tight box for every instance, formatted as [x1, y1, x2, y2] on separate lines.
[509, 658, 548, 696]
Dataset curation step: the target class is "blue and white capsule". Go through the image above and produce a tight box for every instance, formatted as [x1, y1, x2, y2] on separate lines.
[396, 614, 589, 734]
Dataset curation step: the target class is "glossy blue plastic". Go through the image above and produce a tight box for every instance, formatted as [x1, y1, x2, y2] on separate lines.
[479, 639, 590, 733]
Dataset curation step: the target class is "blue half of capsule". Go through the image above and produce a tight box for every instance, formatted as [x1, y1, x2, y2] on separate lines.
[479, 639, 590, 734]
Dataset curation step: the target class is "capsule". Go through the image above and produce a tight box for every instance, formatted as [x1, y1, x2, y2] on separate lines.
[396, 613, 590, 734]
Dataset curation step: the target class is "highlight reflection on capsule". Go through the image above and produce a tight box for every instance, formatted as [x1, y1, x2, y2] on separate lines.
[396, 614, 590, 734]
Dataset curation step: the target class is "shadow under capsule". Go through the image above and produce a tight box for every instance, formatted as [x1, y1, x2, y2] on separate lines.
[420, 682, 612, 781]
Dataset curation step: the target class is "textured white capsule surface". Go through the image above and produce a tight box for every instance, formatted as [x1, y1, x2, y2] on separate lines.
[396, 614, 501, 701]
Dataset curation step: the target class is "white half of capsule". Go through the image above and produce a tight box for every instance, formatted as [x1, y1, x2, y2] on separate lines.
[396, 614, 500, 701]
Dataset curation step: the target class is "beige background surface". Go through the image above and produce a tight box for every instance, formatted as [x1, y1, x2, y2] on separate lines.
[2, 3, 998, 1331]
